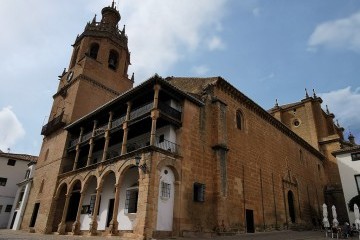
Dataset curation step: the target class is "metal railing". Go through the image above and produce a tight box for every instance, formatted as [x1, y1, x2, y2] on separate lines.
[41, 112, 65, 136]
[112, 115, 126, 129]
[155, 137, 180, 154]
[158, 102, 182, 121]
[94, 124, 107, 137]
[129, 102, 153, 120]
[126, 136, 151, 153]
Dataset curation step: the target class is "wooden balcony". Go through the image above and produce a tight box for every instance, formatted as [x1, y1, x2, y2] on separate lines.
[41, 112, 66, 136]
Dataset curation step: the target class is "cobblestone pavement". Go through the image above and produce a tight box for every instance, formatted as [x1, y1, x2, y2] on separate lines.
[0, 229, 358, 240]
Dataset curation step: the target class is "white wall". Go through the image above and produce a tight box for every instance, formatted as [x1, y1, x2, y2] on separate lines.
[118, 167, 138, 230]
[80, 178, 97, 230]
[156, 166, 175, 231]
[97, 174, 116, 230]
[0, 157, 29, 229]
[337, 152, 360, 224]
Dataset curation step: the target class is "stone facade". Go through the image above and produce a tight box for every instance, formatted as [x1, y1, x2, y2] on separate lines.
[21, 3, 355, 240]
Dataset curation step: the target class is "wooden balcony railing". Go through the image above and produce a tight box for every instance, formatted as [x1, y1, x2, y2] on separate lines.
[41, 112, 66, 136]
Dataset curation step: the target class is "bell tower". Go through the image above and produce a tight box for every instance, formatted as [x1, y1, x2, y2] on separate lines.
[21, 2, 133, 233]
[55, 1, 133, 122]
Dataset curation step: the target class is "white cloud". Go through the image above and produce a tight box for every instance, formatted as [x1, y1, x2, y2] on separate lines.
[207, 36, 225, 51]
[121, 0, 227, 81]
[259, 73, 275, 82]
[0, 106, 25, 151]
[252, 8, 260, 17]
[319, 87, 360, 140]
[308, 11, 360, 52]
[193, 65, 210, 75]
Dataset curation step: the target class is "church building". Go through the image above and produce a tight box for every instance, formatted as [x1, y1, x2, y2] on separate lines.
[20, 3, 355, 239]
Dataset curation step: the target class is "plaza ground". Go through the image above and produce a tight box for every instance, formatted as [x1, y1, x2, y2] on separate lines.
[0, 229, 358, 240]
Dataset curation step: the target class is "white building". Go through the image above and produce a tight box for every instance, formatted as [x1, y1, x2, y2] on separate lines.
[0, 150, 37, 229]
[333, 141, 360, 224]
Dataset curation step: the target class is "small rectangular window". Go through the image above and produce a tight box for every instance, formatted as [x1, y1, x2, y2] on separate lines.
[194, 182, 205, 202]
[125, 189, 138, 213]
[159, 134, 165, 143]
[0, 205, 2, 213]
[0, 178, 7, 186]
[161, 181, 171, 199]
[7, 159, 16, 166]
[355, 175, 360, 194]
[352, 152, 360, 161]
[5, 205, 12, 212]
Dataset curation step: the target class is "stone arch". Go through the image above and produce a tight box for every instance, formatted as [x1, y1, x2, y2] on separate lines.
[68, 178, 82, 194]
[89, 42, 100, 60]
[52, 183, 67, 232]
[156, 157, 181, 182]
[55, 182, 68, 199]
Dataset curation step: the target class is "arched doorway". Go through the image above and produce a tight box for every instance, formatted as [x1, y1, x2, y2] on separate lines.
[156, 166, 175, 231]
[65, 180, 81, 231]
[288, 190, 296, 223]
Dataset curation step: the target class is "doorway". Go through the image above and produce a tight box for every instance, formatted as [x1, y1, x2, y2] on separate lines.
[288, 190, 296, 223]
[246, 209, 255, 233]
[29, 203, 40, 227]
[106, 198, 115, 227]
[10, 211, 17, 229]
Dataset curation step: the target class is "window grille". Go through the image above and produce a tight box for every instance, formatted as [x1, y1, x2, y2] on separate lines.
[125, 189, 138, 213]
[161, 181, 171, 199]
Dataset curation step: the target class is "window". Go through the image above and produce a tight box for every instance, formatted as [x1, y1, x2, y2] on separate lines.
[89, 194, 101, 215]
[159, 134, 165, 143]
[89, 43, 99, 59]
[25, 170, 30, 179]
[39, 180, 44, 194]
[161, 181, 171, 199]
[352, 152, 360, 161]
[125, 188, 138, 213]
[44, 149, 49, 162]
[355, 175, 360, 194]
[108, 50, 119, 70]
[7, 159, 16, 166]
[236, 110, 244, 130]
[0, 178, 7, 186]
[194, 182, 205, 202]
[5, 205, 12, 212]
[0, 205, 2, 213]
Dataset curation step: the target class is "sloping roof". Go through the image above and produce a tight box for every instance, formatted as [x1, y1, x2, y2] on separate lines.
[65, 75, 204, 130]
[333, 145, 360, 156]
[0, 152, 38, 162]
[168, 76, 325, 160]
[166, 77, 219, 96]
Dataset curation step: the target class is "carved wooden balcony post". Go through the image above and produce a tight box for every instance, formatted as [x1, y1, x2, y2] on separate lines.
[102, 112, 113, 161]
[121, 101, 132, 155]
[87, 120, 97, 166]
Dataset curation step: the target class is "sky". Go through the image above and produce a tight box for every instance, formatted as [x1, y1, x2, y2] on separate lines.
[0, 0, 359, 155]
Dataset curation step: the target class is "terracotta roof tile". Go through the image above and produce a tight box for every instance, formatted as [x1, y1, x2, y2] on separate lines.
[0, 152, 38, 162]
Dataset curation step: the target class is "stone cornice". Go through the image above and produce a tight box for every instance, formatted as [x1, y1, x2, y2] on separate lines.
[213, 77, 325, 161]
[53, 74, 120, 99]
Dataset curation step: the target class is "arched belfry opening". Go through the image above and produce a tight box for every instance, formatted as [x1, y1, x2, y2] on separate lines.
[89, 43, 100, 60]
[108, 50, 119, 70]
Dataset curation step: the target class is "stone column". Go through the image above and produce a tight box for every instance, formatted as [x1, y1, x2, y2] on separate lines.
[71, 191, 85, 235]
[89, 188, 102, 236]
[109, 183, 120, 235]
[121, 102, 132, 155]
[87, 120, 97, 166]
[102, 112, 113, 161]
[57, 193, 71, 235]
[72, 128, 84, 170]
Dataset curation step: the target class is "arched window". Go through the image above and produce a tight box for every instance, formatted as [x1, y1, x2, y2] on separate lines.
[69, 46, 79, 69]
[108, 50, 119, 70]
[236, 110, 244, 130]
[39, 179, 44, 194]
[89, 43, 99, 59]
[44, 149, 49, 162]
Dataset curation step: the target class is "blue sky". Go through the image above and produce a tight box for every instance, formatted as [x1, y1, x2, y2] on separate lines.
[0, 0, 359, 155]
